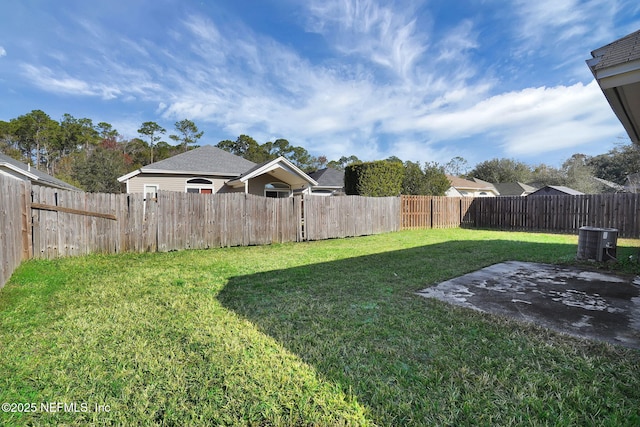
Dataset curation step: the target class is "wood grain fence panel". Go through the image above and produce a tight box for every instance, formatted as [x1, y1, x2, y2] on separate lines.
[0, 176, 28, 288]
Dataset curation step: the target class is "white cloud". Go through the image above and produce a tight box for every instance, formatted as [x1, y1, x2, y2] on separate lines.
[20, 64, 127, 100]
[12, 4, 626, 166]
[304, 0, 428, 79]
[409, 80, 623, 156]
[512, 0, 623, 59]
[0, 46, 6, 57]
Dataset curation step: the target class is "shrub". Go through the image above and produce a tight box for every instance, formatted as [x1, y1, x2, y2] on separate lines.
[345, 161, 404, 196]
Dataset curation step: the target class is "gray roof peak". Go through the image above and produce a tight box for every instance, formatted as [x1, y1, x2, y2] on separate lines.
[142, 145, 257, 175]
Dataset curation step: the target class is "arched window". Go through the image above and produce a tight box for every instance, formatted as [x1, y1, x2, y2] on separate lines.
[186, 178, 214, 194]
[264, 182, 291, 198]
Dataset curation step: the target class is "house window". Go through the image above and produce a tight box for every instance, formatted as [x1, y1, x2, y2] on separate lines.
[264, 182, 291, 198]
[185, 178, 214, 194]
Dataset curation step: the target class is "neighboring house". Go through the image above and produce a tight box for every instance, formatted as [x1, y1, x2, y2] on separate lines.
[625, 173, 640, 193]
[492, 182, 537, 196]
[528, 185, 584, 197]
[308, 167, 345, 196]
[0, 152, 80, 191]
[471, 177, 536, 196]
[593, 177, 625, 193]
[445, 175, 499, 197]
[117, 145, 317, 198]
[587, 29, 640, 143]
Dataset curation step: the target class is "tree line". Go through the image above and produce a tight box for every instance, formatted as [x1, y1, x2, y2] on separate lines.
[464, 146, 640, 194]
[1, 109, 636, 195]
[0, 110, 212, 192]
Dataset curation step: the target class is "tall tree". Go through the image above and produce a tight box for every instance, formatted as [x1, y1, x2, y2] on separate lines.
[12, 110, 60, 172]
[217, 135, 270, 163]
[327, 155, 361, 170]
[169, 119, 203, 152]
[59, 114, 99, 157]
[123, 138, 150, 168]
[563, 154, 601, 194]
[72, 142, 128, 193]
[423, 162, 451, 196]
[530, 163, 566, 187]
[137, 121, 166, 164]
[402, 161, 426, 195]
[445, 156, 469, 176]
[0, 120, 21, 160]
[97, 122, 119, 142]
[588, 142, 640, 185]
[468, 158, 532, 183]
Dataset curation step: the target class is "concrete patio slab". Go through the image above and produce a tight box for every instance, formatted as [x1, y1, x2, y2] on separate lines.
[417, 261, 640, 349]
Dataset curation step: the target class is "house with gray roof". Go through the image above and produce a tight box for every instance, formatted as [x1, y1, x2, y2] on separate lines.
[308, 168, 345, 196]
[0, 152, 80, 191]
[528, 185, 584, 197]
[587, 29, 640, 143]
[117, 145, 317, 198]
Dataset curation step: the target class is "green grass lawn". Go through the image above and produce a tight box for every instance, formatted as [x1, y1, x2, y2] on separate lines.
[1, 228, 639, 426]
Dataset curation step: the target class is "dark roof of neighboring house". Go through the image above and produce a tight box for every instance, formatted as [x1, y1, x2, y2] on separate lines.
[589, 29, 640, 71]
[141, 145, 257, 175]
[493, 182, 537, 196]
[529, 185, 584, 196]
[0, 152, 81, 191]
[308, 168, 344, 187]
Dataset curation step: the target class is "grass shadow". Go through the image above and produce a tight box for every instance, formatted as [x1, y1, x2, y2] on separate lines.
[217, 238, 640, 425]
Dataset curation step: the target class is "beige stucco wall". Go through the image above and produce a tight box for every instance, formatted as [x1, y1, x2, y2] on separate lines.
[126, 174, 234, 194]
[125, 173, 293, 196]
[247, 174, 293, 196]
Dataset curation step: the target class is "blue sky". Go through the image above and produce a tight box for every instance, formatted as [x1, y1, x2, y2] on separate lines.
[1, 0, 639, 169]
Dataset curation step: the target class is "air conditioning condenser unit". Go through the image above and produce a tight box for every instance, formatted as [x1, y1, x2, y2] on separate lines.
[576, 226, 618, 262]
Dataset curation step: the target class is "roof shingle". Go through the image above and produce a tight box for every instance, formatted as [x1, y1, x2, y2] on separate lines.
[142, 145, 256, 175]
[590, 29, 640, 71]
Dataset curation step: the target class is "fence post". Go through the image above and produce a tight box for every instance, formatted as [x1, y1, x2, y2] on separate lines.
[21, 181, 33, 260]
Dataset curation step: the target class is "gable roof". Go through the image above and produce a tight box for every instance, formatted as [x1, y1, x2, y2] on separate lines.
[587, 29, 640, 143]
[226, 156, 317, 189]
[529, 185, 584, 196]
[447, 175, 494, 191]
[0, 152, 81, 191]
[118, 145, 257, 182]
[308, 168, 344, 188]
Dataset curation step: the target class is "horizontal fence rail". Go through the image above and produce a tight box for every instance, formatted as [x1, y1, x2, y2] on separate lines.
[29, 189, 304, 259]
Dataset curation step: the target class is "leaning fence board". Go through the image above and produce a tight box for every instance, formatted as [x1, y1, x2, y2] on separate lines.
[0, 176, 28, 288]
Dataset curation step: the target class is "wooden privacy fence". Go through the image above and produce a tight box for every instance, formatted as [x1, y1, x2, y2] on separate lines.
[0, 177, 30, 288]
[4, 171, 640, 290]
[401, 196, 474, 229]
[304, 195, 400, 240]
[29, 188, 304, 259]
[471, 194, 640, 237]
[0, 176, 403, 285]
